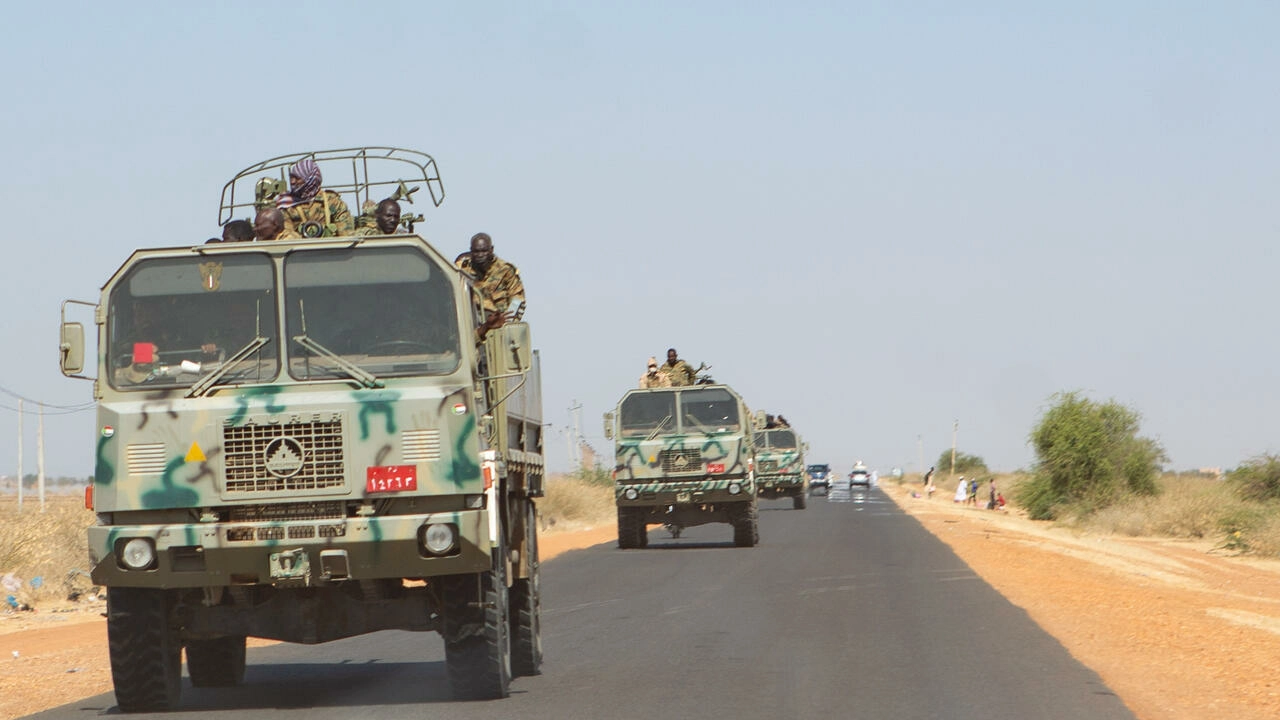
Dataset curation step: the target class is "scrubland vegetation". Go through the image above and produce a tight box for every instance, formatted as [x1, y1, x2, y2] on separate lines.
[539, 468, 616, 532]
[0, 495, 95, 608]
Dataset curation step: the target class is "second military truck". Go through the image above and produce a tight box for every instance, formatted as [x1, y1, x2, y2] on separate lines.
[754, 423, 809, 509]
[604, 384, 759, 548]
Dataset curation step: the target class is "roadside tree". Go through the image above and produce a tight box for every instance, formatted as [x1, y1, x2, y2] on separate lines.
[1018, 391, 1165, 520]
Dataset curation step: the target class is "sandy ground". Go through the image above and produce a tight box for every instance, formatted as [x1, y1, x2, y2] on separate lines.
[4, 497, 1279, 719]
[886, 484, 1280, 720]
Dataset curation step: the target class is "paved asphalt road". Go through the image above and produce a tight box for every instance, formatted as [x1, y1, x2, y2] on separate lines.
[31, 488, 1135, 719]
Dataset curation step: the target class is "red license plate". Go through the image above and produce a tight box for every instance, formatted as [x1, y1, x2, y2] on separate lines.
[706, 462, 726, 474]
[366, 465, 418, 493]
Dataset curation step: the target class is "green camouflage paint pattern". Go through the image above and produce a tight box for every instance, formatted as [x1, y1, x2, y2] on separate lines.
[354, 389, 402, 439]
[227, 386, 286, 426]
[95, 434, 115, 486]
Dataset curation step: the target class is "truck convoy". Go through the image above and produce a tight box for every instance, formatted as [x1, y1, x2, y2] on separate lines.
[58, 148, 543, 711]
[604, 384, 759, 548]
[754, 422, 808, 509]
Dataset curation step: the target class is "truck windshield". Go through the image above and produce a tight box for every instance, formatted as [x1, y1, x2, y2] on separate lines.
[107, 255, 278, 390]
[284, 246, 460, 380]
[619, 392, 677, 439]
[754, 430, 797, 449]
[679, 387, 741, 434]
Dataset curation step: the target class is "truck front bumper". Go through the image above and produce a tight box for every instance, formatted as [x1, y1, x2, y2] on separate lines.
[89, 509, 492, 588]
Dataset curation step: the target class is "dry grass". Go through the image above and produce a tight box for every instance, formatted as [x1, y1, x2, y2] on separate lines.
[539, 473, 616, 532]
[0, 494, 96, 607]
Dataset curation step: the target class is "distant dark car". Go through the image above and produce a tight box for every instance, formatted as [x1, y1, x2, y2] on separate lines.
[807, 463, 831, 493]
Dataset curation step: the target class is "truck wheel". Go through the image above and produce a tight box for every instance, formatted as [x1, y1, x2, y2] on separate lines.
[732, 502, 759, 548]
[793, 492, 807, 510]
[186, 635, 247, 687]
[106, 587, 182, 712]
[510, 502, 543, 677]
[617, 507, 646, 549]
[442, 553, 512, 699]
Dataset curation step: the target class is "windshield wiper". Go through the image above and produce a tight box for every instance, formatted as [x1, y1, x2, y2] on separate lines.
[645, 414, 672, 441]
[292, 334, 384, 389]
[186, 336, 271, 398]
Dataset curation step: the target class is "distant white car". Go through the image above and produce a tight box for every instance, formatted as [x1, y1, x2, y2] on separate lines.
[849, 464, 871, 487]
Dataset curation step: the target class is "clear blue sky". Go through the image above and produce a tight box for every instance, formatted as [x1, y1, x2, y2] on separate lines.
[2, 1, 1277, 478]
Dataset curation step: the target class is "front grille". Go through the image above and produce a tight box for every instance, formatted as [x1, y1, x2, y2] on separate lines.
[223, 417, 346, 494]
[659, 448, 704, 474]
[228, 502, 345, 522]
[759, 460, 779, 473]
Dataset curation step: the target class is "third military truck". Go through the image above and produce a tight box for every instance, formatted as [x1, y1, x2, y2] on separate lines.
[754, 422, 809, 509]
[604, 384, 759, 548]
[58, 148, 543, 711]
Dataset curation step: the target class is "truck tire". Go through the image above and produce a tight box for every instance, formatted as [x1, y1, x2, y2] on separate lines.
[442, 553, 512, 699]
[510, 502, 543, 677]
[186, 635, 247, 687]
[617, 507, 646, 549]
[732, 502, 759, 548]
[793, 491, 807, 510]
[106, 587, 182, 712]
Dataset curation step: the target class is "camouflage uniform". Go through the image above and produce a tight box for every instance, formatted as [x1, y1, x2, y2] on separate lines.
[639, 370, 672, 389]
[456, 255, 525, 314]
[661, 359, 697, 387]
[260, 227, 303, 242]
[282, 190, 355, 238]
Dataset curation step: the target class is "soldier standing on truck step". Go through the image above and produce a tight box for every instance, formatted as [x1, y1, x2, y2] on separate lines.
[661, 348, 696, 387]
[456, 232, 525, 337]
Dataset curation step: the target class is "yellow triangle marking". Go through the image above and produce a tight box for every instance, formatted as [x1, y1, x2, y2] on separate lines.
[186, 442, 207, 463]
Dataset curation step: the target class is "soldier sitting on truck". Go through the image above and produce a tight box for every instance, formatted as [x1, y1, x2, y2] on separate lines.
[456, 232, 525, 338]
[354, 198, 403, 236]
[254, 207, 300, 241]
[222, 219, 254, 242]
[276, 157, 355, 238]
[639, 357, 671, 388]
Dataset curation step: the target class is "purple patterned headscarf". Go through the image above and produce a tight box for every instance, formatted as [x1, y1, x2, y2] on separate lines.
[276, 157, 322, 208]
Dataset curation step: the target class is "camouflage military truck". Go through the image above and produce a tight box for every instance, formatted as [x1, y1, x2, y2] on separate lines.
[603, 384, 759, 548]
[57, 148, 543, 711]
[753, 421, 809, 510]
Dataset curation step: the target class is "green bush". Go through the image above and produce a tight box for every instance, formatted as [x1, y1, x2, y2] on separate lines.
[1017, 391, 1165, 520]
[934, 450, 987, 475]
[571, 465, 614, 487]
[1227, 454, 1280, 502]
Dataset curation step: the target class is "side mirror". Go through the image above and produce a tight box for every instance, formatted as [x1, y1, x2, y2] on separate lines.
[497, 321, 532, 374]
[60, 322, 85, 376]
[603, 412, 614, 440]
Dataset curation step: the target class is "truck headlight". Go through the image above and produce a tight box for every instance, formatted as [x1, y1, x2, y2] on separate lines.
[624, 487, 639, 501]
[420, 523, 457, 555]
[119, 538, 157, 571]
[728, 482, 742, 495]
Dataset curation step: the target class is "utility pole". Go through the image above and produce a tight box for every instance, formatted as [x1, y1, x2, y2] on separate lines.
[949, 419, 958, 481]
[38, 403, 47, 511]
[567, 400, 583, 471]
[16, 399, 23, 512]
